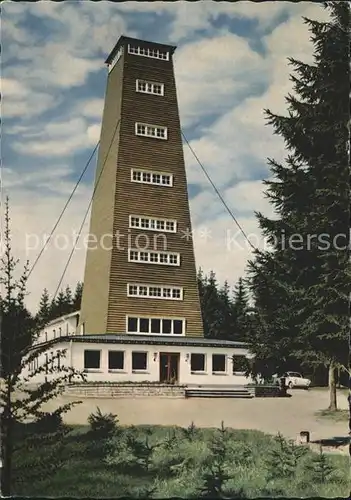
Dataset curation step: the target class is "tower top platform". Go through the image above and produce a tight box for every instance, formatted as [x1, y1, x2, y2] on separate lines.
[105, 35, 177, 65]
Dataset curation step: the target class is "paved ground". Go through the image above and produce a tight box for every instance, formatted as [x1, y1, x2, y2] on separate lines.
[45, 388, 349, 447]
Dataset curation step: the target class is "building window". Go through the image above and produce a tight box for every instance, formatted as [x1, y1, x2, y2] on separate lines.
[136, 79, 164, 96]
[84, 350, 101, 370]
[212, 354, 226, 373]
[59, 327, 62, 337]
[162, 319, 172, 334]
[108, 351, 124, 370]
[132, 352, 148, 371]
[135, 122, 167, 140]
[191, 353, 206, 372]
[128, 249, 180, 267]
[128, 317, 138, 333]
[45, 332, 48, 342]
[128, 44, 169, 61]
[126, 316, 185, 335]
[129, 215, 176, 233]
[131, 169, 173, 187]
[57, 352, 61, 369]
[127, 283, 183, 301]
[173, 320, 183, 335]
[151, 318, 161, 334]
[53, 329, 56, 339]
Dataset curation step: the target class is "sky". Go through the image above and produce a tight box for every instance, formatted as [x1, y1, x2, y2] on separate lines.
[1, 1, 330, 313]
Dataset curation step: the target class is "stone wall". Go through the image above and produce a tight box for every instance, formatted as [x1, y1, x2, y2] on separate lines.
[246, 385, 282, 397]
[65, 383, 186, 398]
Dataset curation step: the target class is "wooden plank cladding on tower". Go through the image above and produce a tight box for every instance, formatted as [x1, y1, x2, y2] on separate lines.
[79, 36, 204, 338]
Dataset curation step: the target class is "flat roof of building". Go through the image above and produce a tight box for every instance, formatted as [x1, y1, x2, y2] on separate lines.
[61, 334, 248, 349]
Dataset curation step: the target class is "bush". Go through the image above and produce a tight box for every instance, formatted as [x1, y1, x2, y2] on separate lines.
[87, 407, 118, 439]
[34, 411, 64, 434]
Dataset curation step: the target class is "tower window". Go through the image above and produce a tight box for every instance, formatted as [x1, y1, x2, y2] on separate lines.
[128, 317, 138, 332]
[129, 215, 176, 233]
[126, 316, 185, 335]
[128, 249, 180, 266]
[128, 44, 169, 61]
[135, 122, 167, 140]
[136, 79, 164, 96]
[131, 169, 173, 187]
[127, 283, 183, 301]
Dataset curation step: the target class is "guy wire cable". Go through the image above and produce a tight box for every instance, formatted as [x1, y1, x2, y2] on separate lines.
[27, 140, 100, 280]
[181, 130, 256, 251]
[53, 118, 121, 300]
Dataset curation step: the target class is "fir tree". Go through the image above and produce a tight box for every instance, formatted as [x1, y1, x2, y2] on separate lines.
[198, 270, 223, 338]
[218, 281, 234, 340]
[0, 199, 84, 495]
[248, 2, 350, 408]
[0, 200, 35, 378]
[232, 277, 251, 341]
[305, 445, 336, 483]
[72, 281, 83, 311]
[36, 288, 51, 328]
[264, 433, 307, 482]
[64, 285, 73, 313]
[54, 289, 68, 318]
[198, 422, 231, 498]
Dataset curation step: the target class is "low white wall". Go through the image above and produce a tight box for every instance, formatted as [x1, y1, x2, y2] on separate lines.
[71, 341, 252, 386]
[21, 339, 253, 387]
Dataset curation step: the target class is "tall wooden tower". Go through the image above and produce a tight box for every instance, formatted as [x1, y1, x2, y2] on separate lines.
[79, 36, 204, 338]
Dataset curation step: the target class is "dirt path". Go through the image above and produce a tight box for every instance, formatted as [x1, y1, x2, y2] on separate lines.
[43, 388, 349, 449]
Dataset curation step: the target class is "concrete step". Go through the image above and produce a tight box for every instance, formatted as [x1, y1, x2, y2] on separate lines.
[185, 388, 253, 399]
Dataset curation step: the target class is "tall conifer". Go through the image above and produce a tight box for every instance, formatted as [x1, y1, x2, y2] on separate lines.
[248, 2, 349, 408]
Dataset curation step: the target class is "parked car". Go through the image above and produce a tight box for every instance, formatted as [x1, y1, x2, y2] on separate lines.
[279, 372, 311, 389]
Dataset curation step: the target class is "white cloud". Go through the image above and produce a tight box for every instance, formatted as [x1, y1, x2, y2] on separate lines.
[175, 33, 265, 128]
[80, 98, 104, 119]
[1, 77, 57, 120]
[10, 118, 99, 156]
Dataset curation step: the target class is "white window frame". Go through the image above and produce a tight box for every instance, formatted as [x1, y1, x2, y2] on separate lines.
[190, 353, 207, 374]
[108, 350, 125, 372]
[212, 353, 227, 375]
[136, 79, 164, 96]
[135, 122, 168, 140]
[129, 215, 177, 234]
[131, 351, 149, 372]
[127, 283, 183, 301]
[126, 316, 186, 336]
[84, 349, 102, 372]
[128, 249, 180, 267]
[128, 44, 169, 61]
[131, 169, 173, 187]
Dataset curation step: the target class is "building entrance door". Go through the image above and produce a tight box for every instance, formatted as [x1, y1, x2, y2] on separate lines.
[159, 353, 179, 384]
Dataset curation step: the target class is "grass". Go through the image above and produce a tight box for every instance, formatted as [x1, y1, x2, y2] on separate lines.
[11, 422, 350, 498]
[315, 409, 349, 422]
